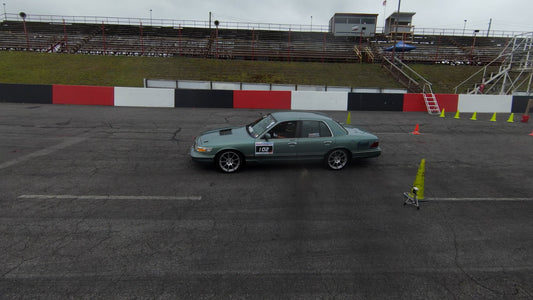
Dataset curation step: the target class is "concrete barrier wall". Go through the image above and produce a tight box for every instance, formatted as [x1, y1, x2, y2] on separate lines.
[234, 91, 291, 109]
[348, 93, 404, 111]
[115, 87, 174, 107]
[0, 83, 52, 104]
[0, 82, 528, 113]
[458, 94, 513, 113]
[175, 89, 234, 108]
[53, 85, 114, 106]
[511, 96, 533, 113]
[403, 94, 459, 112]
[291, 91, 348, 111]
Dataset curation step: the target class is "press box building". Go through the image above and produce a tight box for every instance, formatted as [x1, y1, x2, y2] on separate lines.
[329, 13, 378, 37]
[384, 12, 416, 38]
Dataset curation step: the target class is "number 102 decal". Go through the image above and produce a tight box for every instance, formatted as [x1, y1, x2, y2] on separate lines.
[255, 142, 274, 155]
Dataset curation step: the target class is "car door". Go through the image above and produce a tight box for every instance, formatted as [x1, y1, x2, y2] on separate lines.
[256, 121, 299, 161]
[295, 120, 335, 160]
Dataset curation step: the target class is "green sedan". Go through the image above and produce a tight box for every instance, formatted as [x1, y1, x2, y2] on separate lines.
[191, 111, 381, 172]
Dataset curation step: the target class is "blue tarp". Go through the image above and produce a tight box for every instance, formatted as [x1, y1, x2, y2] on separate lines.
[384, 41, 416, 52]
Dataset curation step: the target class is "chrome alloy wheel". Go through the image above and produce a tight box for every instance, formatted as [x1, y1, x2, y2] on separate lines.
[218, 151, 242, 173]
[326, 149, 349, 170]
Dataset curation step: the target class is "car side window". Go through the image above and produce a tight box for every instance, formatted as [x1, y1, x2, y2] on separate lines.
[268, 121, 297, 139]
[300, 120, 332, 138]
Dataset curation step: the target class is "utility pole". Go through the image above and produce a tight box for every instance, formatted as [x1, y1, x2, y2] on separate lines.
[395, 0, 401, 36]
[209, 12, 211, 29]
[392, 0, 401, 60]
[487, 18, 492, 37]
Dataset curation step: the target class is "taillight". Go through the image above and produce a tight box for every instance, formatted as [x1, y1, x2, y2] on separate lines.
[370, 141, 379, 148]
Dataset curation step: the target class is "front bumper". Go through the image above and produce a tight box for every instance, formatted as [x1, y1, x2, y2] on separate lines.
[190, 146, 215, 163]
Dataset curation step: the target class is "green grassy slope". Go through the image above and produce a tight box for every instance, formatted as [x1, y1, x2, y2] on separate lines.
[0, 51, 483, 93]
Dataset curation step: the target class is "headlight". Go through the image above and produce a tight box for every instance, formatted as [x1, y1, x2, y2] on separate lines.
[195, 144, 213, 153]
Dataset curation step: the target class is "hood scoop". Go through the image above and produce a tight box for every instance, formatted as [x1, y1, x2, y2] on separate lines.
[219, 129, 232, 136]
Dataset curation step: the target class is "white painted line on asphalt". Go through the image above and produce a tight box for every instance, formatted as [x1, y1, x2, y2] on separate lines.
[0, 136, 87, 170]
[425, 197, 533, 201]
[18, 195, 202, 201]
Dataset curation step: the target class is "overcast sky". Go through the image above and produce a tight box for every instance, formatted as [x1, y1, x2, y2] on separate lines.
[5, 0, 532, 33]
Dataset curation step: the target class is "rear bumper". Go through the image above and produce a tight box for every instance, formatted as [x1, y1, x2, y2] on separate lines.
[351, 147, 381, 159]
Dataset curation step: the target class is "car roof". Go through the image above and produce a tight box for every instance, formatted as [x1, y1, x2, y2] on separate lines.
[269, 111, 331, 122]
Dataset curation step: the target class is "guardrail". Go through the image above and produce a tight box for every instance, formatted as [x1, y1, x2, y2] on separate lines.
[144, 78, 407, 94]
[3, 13, 529, 37]
[2, 13, 328, 32]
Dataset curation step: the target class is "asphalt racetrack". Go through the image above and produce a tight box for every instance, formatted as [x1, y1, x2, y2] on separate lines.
[1, 103, 532, 299]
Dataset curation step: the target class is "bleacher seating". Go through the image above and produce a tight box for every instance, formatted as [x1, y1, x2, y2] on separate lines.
[0, 20, 512, 64]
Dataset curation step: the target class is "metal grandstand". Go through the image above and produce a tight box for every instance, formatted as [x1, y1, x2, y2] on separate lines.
[455, 32, 533, 95]
[0, 16, 521, 63]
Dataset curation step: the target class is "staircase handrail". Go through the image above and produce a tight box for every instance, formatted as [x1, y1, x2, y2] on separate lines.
[382, 57, 421, 91]
[392, 56, 433, 88]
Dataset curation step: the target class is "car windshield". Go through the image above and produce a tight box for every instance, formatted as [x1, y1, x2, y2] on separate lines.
[247, 114, 277, 138]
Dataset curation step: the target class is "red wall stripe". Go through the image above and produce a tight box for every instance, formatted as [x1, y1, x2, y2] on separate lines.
[434, 94, 459, 112]
[403, 93, 458, 112]
[53, 85, 114, 106]
[233, 90, 291, 109]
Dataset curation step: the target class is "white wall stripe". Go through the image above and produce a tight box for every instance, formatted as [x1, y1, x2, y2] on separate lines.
[291, 91, 348, 111]
[114, 87, 174, 107]
[18, 195, 202, 201]
[457, 94, 513, 113]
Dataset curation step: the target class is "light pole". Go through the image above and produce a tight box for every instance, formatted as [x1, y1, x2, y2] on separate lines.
[470, 29, 479, 63]
[310, 16, 312, 30]
[3, 3, 6, 21]
[19, 12, 29, 49]
[463, 20, 467, 36]
[214, 20, 219, 59]
[149, 9, 152, 26]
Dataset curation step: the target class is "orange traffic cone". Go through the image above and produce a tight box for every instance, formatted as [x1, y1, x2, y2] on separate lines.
[412, 124, 421, 135]
[529, 130, 533, 136]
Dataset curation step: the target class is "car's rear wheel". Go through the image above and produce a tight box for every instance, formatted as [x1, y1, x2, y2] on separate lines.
[217, 150, 243, 173]
[326, 149, 350, 170]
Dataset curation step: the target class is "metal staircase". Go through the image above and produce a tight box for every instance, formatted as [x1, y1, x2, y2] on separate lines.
[353, 46, 375, 63]
[422, 84, 441, 115]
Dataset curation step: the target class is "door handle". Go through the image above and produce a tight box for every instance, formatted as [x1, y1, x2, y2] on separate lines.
[288, 141, 297, 146]
[324, 141, 332, 145]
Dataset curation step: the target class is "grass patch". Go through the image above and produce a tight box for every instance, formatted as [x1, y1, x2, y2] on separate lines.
[0, 51, 484, 93]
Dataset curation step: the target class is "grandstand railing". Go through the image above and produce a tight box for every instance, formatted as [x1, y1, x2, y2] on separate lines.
[2, 13, 527, 37]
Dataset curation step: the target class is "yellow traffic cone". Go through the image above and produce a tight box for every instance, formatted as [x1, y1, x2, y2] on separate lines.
[507, 113, 514, 123]
[454, 110, 460, 119]
[409, 159, 426, 200]
[346, 112, 351, 125]
[470, 112, 477, 121]
[490, 112, 497, 122]
[439, 109, 445, 118]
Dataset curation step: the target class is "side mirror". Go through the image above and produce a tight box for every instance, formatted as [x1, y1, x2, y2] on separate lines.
[263, 133, 271, 140]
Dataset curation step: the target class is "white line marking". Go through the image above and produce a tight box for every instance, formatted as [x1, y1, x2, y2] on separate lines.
[18, 195, 202, 201]
[425, 197, 533, 202]
[0, 137, 87, 170]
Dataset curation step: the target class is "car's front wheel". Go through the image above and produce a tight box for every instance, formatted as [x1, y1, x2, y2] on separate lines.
[217, 150, 243, 173]
[325, 149, 350, 170]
